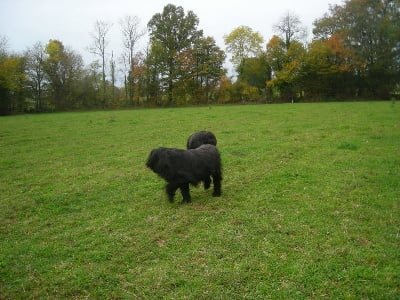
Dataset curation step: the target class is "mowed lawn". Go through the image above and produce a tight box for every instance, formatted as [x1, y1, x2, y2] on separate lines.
[0, 102, 399, 299]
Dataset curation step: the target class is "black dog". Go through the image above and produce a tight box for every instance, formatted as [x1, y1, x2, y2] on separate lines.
[186, 131, 217, 149]
[146, 144, 222, 203]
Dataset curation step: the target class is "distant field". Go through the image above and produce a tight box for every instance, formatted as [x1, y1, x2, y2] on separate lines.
[1, 102, 399, 298]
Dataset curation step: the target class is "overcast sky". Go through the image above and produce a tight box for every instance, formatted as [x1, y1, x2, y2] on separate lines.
[1, 0, 343, 73]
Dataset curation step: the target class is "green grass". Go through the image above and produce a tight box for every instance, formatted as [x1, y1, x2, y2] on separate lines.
[0, 102, 399, 299]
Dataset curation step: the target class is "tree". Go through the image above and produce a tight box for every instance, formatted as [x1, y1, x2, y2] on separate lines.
[312, 4, 344, 40]
[148, 4, 203, 104]
[216, 75, 233, 103]
[230, 81, 260, 102]
[224, 26, 264, 70]
[80, 61, 102, 108]
[313, 0, 400, 98]
[0, 35, 7, 59]
[0, 35, 28, 114]
[266, 37, 306, 101]
[266, 35, 287, 74]
[44, 40, 83, 110]
[0, 53, 26, 114]
[130, 52, 147, 105]
[187, 36, 226, 103]
[273, 12, 307, 50]
[110, 51, 116, 102]
[237, 53, 271, 94]
[299, 36, 355, 100]
[120, 15, 146, 105]
[25, 42, 46, 111]
[89, 20, 112, 106]
[144, 41, 163, 105]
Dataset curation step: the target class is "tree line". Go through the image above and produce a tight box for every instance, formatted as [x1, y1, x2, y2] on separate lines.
[1, 0, 399, 114]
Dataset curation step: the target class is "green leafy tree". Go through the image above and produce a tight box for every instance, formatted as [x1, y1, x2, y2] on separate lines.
[144, 41, 163, 105]
[237, 53, 271, 95]
[77, 61, 103, 108]
[224, 26, 264, 70]
[0, 37, 27, 114]
[0, 53, 26, 114]
[313, 0, 400, 98]
[266, 35, 287, 75]
[230, 81, 260, 103]
[44, 40, 83, 110]
[147, 4, 203, 104]
[187, 36, 226, 103]
[266, 38, 306, 101]
[300, 35, 355, 100]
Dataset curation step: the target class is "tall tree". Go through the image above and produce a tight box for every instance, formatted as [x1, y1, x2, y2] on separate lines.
[110, 51, 116, 102]
[299, 36, 355, 100]
[120, 15, 145, 105]
[83, 61, 103, 108]
[266, 35, 287, 77]
[89, 20, 112, 107]
[273, 12, 307, 50]
[224, 26, 264, 70]
[44, 40, 83, 110]
[313, 0, 400, 98]
[0, 51, 26, 114]
[148, 4, 203, 104]
[237, 53, 271, 94]
[145, 41, 163, 105]
[266, 36, 306, 101]
[194, 37, 226, 102]
[25, 42, 46, 111]
[177, 36, 226, 103]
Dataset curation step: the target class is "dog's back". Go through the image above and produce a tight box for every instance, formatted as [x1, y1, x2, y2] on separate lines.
[188, 144, 222, 178]
[187, 131, 217, 149]
[189, 144, 220, 164]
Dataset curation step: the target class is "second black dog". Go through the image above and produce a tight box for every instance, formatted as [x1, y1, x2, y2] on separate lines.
[146, 144, 222, 203]
[186, 131, 217, 149]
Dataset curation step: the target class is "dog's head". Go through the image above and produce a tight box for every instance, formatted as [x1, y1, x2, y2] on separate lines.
[146, 147, 171, 178]
[146, 148, 160, 171]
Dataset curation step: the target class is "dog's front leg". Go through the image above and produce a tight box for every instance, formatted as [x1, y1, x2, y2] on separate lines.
[212, 175, 222, 197]
[166, 183, 178, 202]
[180, 183, 191, 203]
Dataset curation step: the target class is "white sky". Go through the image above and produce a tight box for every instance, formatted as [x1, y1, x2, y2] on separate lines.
[1, 0, 344, 74]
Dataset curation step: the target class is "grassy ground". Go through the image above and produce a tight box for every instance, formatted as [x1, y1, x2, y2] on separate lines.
[0, 102, 399, 299]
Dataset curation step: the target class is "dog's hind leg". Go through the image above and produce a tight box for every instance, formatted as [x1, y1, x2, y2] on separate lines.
[180, 183, 191, 203]
[166, 183, 178, 202]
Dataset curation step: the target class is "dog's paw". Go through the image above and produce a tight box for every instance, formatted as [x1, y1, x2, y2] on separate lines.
[212, 191, 221, 197]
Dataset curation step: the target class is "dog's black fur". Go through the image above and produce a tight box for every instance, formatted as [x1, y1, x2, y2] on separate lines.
[146, 144, 222, 203]
[186, 131, 217, 149]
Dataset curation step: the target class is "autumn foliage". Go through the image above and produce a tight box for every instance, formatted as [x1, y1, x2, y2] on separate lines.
[0, 1, 399, 114]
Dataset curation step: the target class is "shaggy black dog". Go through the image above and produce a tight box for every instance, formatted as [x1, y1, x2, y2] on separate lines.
[146, 144, 222, 203]
[186, 131, 217, 149]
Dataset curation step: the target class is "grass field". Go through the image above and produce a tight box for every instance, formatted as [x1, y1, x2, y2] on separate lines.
[0, 102, 399, 299]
